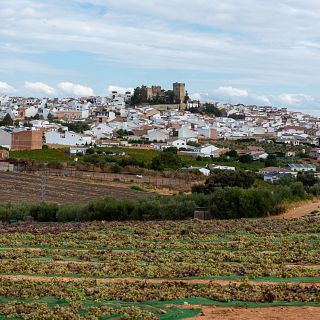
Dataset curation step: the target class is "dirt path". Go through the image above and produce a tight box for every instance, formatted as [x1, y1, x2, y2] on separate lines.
[189, 306, 320, 320]
[0, 275, 318, 286]
[276, 200, 320, 219]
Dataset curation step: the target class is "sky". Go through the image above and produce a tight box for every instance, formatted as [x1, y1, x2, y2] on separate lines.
[1, 0, 320, 115]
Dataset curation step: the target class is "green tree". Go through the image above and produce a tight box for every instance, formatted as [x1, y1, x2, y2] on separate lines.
[62, 122, 90, 133]
[151, 152, 182, 171]
[163, 147, 178, 154]
[239, 154, 253, 163]
[290, 182, 306, 199]
[203, 103, 222, 117]
[225, 149, 238, 158]
[111, 163, 122, 173]
[117, 129, 134, 137]
[47, 113, 55, 122]
[265, 155, 278, 167]
[0, 114, 13, 126]
[130, 86, 148, 105]
[297, 173, 319, 187]
[192, 170, 255, 194]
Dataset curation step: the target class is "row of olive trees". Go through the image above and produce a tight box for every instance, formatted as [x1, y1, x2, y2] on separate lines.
[0, 193, 209, 222]
[192, 170, 314, 219]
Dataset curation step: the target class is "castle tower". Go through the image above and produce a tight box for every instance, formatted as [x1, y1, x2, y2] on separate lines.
[173, 82, 185, 104]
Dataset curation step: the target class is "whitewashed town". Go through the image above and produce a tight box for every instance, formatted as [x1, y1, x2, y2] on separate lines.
[1, 82, 320, 183]
[1, 82, 320, 147]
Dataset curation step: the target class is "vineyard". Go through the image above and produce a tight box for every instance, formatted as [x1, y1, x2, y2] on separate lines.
[0, 217, 319, 319]
[0, 172, 153, 204]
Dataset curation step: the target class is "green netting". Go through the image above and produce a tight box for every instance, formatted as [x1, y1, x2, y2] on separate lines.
[150, 297, 320, 308]
[0, 297, 201, 320]
[1, 296, 319, 320]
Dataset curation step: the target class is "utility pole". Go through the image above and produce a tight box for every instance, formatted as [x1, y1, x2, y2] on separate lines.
[40, 174, 46, 202]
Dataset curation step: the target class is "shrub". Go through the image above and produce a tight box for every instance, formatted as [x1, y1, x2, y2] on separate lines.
[192, 170, 255, 194]
[297, 173, 320, 187]
[209, 187, 281, 219]
[151, 152, 182, 171]
[111, 163, 122, 173]
[28, 203, 59, 222]
[47, 161, 64, 170]
[290, 182, 306, 199]
[56, 204, 85, 222]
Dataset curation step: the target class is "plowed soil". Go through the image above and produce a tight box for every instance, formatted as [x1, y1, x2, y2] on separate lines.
[190, 306, 320, 320]
[0, 171, 154, 204]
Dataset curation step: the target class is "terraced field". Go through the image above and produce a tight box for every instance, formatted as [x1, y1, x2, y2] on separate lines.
[0, 218, 319, 319]
[0, 172, 153, 204]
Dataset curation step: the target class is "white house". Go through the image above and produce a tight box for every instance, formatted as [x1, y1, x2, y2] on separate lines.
[84, 123, 114, 139]
[69, 147, 88, 155]
[288, 164, 317, 172]
[178, 126, 198, 139]
[147, 129, 169, 142]
[25, 106, 38, 118]
[197, 145, 220, 157]
[169, 139, 187, 149]
[45, 131, 93, 146]
[0, 128, 12, 149]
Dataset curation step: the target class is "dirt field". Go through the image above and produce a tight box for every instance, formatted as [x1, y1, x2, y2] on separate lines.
[190, 306, 320, 320]
[277, 200, 320, 219]
[0, 171, 154, 204]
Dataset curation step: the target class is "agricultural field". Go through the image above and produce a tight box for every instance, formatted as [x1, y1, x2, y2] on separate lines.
[0, 172, 153, 204]
[0, 217, 319, 319]
[10, 147, 265, 171]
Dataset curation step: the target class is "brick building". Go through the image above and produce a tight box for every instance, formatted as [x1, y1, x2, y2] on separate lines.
[11, 130, 43, 151]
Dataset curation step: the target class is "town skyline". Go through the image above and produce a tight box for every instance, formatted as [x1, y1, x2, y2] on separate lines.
[1, 82, 320, 118]
[1, 1, 320, 115]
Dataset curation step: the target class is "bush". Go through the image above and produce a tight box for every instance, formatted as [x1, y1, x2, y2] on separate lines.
[151, 152, 182, 171]
[192, 170, 255, 194]
[297, 173, 320, 187]
[290, 182, 306, 199]
[239, 154, 253, 163]
[209, 187, 282, 219]
[111, 163, 122, 173]
[309, 183, 320, 196]
[130, 186, 145, 192]
[56, 204, 85, 222]
[47, 161, 64, 170]
[29, 203, 58, 222]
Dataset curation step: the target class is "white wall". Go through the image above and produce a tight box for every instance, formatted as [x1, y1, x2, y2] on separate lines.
[45, 131, 92, 146]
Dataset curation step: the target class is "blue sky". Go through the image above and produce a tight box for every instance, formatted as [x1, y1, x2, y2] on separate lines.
[1, 0, 320, 115]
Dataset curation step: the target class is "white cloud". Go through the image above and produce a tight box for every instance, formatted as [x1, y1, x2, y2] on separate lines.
[0, 81, 16, 93]
[1, 0, 320, 112]
[191, 86, 320, 115]
[277, 93, 315, 106]
[58, 82, 94, 96]
[107, 85, 134, 94]
[24, 81, 56, 95]
[214, 86, 249, 98]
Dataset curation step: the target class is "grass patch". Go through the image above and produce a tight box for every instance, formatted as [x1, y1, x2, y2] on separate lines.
[130, 186, 146, 192]
[10, 148, 71, 163]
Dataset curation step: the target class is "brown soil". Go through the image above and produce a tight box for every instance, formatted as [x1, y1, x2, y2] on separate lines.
[277, 200, 320, 219]
[0, 275, 318, 286]
[286, 264, 320, 269]
[189, 306, 320, 320]
[0, 171, 154, 204]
